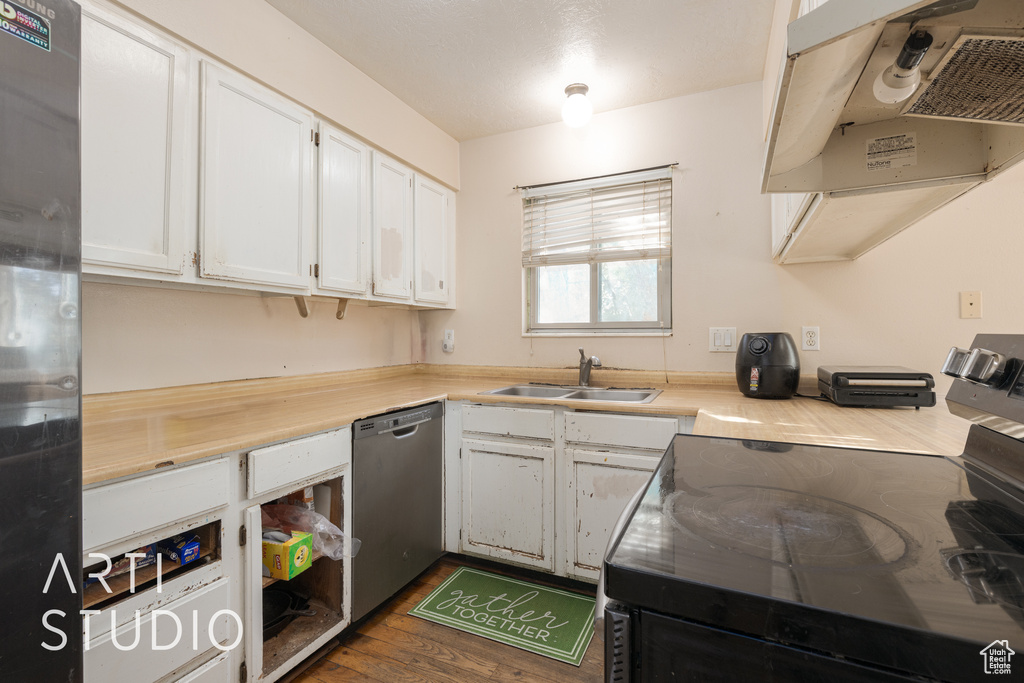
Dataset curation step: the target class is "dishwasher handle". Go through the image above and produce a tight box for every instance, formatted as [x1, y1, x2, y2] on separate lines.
[381, 417, 432, 438]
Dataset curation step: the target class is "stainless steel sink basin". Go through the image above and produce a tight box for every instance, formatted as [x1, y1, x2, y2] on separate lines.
[483, 385, 575, 398]
[562, 388, 661, 403]
[480, 384, 661, 403]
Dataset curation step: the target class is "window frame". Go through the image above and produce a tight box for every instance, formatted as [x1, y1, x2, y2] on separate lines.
[521, 167, 673, 335]
[525, 259, 672, 333]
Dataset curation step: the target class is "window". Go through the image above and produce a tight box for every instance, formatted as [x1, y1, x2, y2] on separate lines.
[522, 167, 672, 333]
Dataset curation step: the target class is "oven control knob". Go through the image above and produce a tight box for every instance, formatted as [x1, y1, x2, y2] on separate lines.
[960, 348, 1008, 385]
[941, 347, 971, 377]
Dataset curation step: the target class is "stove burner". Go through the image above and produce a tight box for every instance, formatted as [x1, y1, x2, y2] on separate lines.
[666, 484, 913, 570]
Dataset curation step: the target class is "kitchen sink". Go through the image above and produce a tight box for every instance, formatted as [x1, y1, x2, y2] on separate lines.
[484, 385, 576, 398]
[480, 384, 661, 403]
[562, 388, 660, 403]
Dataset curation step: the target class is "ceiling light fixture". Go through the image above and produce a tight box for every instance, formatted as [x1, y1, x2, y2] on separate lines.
[561, 83, 592, 128]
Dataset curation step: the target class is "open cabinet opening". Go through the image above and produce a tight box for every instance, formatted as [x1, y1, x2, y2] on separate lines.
[82, 520, 222, 610]
[257, 478, 346, 679]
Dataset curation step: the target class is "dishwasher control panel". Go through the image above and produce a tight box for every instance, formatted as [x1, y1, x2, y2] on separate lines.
[353, 402, 443, 439]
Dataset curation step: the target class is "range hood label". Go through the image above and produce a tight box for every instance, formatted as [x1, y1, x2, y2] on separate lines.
[0, 1, 50, 51]
[866, 133, 917, 172]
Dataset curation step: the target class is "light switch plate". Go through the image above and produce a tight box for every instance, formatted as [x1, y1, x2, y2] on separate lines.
[709, 327, 737, 353]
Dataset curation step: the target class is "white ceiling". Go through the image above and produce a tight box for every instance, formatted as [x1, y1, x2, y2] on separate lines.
[265, 0, 777, 141]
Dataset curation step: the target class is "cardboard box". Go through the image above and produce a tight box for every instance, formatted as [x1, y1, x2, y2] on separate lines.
[262, 531, 313, 580]
[157, 533, 201, 566]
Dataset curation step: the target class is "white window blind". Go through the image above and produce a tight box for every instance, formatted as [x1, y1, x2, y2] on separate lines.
[521, 167, 672, 267]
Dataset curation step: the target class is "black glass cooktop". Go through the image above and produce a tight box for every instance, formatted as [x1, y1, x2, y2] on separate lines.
[604, 432, 1024, 681]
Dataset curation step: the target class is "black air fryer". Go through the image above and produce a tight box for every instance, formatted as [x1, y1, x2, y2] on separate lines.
[735, 332, 800, 399]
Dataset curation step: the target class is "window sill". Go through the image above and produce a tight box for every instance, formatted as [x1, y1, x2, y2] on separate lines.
[523, 330, 672, 338]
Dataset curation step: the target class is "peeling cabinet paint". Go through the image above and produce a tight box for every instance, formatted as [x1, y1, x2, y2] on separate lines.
[571, 451, 661, 577]
[461, 438, 555, 571]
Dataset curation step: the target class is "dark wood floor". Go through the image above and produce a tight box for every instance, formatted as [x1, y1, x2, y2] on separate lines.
[291, 556, 604, 682]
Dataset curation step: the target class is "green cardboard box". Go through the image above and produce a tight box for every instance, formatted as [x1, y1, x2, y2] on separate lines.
[261, 531, 313, 580]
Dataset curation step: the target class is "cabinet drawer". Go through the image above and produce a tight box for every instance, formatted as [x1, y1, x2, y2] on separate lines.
[564, 411, 679, 451]
[463, 404, 554, 441]
[84, 577, 233, 683]
[247, 427, 350, 498]
[178, 652, 231, 683]
[83, 458, 229, 552]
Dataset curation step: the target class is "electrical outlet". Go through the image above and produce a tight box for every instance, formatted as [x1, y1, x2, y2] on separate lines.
[802, 326, 820, 351]
[442, 329, 455, 353]
[709, 327, 737, 352]
[960, 291, 982, 319]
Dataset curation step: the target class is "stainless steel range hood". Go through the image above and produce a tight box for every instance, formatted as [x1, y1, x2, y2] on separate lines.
[763, 0, 1024, 262]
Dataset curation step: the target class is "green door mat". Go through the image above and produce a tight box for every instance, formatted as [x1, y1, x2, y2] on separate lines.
[409, 566, 596, 666]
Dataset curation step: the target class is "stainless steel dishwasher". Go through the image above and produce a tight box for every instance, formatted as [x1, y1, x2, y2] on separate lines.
[351, 402, 444, 621]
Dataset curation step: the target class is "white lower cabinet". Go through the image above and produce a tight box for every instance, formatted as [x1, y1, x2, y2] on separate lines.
[176, 652, 232, 683]
[83, 458, 229, 552]
[84, 577, 233, 683]
[242, 431, 352, 683]
[461, 438, 555, 571]
[456, 402, 686, 581]
[564, 411, 681, 581]
[83, 427, 353, 683]
[567, 449, 660, 580]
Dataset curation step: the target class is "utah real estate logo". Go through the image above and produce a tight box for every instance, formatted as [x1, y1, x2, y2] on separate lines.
[981, 640, 1014, 675]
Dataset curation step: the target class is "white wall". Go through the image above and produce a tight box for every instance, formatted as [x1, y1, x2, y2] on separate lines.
[423, 81, 1024, 392]
[82, 285, 426, 393]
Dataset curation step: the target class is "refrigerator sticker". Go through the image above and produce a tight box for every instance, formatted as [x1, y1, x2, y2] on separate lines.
[0, 1, 50, 51]
[866, 133, 917, 172]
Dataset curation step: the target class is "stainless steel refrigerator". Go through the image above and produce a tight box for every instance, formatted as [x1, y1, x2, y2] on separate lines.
[0, 0, 83, 679]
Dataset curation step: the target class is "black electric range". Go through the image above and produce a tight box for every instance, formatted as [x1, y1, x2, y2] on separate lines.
[602, 334, 1024, 682]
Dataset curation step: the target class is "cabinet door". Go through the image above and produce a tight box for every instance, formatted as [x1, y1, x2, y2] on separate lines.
[462, 438, 555, 571]
[81, 4, 190, 275]
[568, 449, 659, 580]
[372, 152, 413, 300]
[413, 174, 451, 306]
[770, 192, 816, 259]
[317, 123, 370, 296]
[200, 62, 313, 292]
[242, 505, 264, 679]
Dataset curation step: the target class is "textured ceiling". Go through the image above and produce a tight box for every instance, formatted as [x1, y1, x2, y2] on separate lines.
[265, 0, 777, 141]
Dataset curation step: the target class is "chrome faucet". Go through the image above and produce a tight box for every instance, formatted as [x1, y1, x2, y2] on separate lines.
[578, 347, 602, 387]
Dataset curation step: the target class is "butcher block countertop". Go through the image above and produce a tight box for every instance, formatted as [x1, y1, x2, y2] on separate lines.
[82, 364, 970, 486]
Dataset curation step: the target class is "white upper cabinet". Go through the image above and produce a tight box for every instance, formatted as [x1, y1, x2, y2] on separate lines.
[770, 192, 814, 260]
[371, 152, 414, 301]
[80, 3, 191, 276]
[316, 123, 371, 296]
[200, 62, 313, 293]
[413, 174, 452, 306]
[78, 3, 457, 306]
